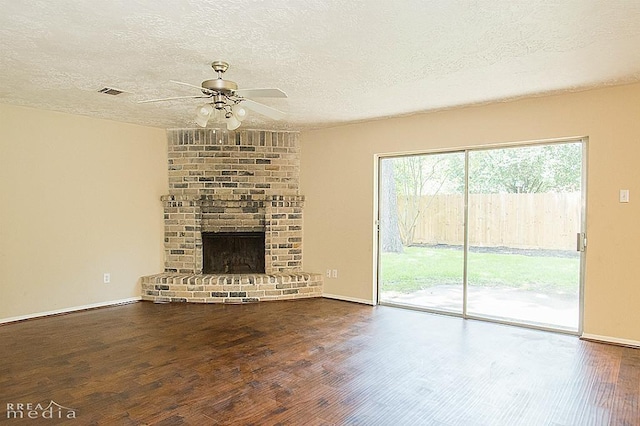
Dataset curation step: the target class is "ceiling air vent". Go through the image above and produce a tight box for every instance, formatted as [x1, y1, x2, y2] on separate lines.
[98, 87, 125, 96]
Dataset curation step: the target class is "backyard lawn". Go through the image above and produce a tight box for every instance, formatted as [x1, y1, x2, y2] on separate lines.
[380, 245, 580, 295]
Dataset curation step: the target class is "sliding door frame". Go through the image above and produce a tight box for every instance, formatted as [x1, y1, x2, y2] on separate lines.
[375, 137, 588, 335]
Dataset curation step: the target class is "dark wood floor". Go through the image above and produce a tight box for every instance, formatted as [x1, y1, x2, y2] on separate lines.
[0, 299, 638, 425]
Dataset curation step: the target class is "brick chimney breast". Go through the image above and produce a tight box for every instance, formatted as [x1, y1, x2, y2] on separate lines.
[141, 129, 322, 304]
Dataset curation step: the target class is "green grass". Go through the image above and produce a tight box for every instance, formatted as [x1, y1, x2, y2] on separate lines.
[380, 246, 580, 295]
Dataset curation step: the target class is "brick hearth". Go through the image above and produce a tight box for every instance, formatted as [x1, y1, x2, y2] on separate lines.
[141, 129, 323, 303]
[141, 273, 323, 303]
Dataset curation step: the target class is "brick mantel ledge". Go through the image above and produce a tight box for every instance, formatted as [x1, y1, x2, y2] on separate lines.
[141, 272, 323, 304]
[160, 194, 305, 202]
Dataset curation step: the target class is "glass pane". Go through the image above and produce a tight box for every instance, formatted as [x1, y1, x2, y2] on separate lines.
[379, 152, 465, 313]
[466, 143, 582, 331]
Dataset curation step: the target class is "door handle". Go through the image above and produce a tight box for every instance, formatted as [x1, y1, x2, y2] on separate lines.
[576, 233, 587, 252]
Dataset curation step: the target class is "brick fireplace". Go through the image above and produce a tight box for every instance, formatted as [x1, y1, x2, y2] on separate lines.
[141, 129, 323, 303]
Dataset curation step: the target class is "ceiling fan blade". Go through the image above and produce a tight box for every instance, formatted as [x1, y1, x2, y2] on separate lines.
[138, 95, 211, 104]
[170, 80, 212, 93]
[234, 88, 287, 98]
[241, 99, 286, 120]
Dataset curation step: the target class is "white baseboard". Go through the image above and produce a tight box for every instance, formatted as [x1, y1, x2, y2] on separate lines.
[580, 333, 640, 349]
[322, 293, 375, 306]
[0, 297, 141, 325]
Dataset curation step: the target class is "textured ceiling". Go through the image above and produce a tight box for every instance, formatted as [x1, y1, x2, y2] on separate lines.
[1, 1, 640, 130]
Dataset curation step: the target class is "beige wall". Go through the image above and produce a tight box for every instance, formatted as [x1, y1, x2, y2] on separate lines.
[300, 83, 640, 342]
[0, 104, 167, 321]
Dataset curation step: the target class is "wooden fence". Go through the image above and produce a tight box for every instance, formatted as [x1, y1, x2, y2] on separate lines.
[397, 192, 581, 250]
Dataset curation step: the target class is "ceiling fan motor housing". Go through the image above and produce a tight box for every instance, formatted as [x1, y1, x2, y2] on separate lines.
[201, 78, 238, 94]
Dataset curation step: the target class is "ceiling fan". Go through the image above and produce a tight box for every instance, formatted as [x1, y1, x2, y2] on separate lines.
[139, 61, 287, 130]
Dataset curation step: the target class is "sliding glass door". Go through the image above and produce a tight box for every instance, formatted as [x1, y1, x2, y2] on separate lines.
[377, 141, 585, 332]
[466, 143, 583, 330]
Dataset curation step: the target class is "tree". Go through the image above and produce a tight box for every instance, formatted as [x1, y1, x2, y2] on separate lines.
[394, 155, 452, 245]
[460, 143, 582, 194]
[380, 159, 403, 253]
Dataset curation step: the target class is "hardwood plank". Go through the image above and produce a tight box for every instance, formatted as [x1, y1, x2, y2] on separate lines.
[0, 299, 639, 425]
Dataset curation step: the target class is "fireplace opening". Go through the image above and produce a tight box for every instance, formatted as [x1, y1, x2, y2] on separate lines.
[202, 232, 266, 274]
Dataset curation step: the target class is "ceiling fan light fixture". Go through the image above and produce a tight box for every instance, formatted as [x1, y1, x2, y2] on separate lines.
[209, 108, 220, 123]
[195, 115, 209, 128]
[196, 103, 213, 118]
[232, 104, 247, 122]
[226, 114, 241, 130]
[195, 103, 214, 127]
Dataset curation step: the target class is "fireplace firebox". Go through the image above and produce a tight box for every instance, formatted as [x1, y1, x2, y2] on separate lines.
[202, 232, 265, 274]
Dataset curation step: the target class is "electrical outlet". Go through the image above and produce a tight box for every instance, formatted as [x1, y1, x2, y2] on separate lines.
[332, 269, 338, 279]
[103, 273, 111, 284]
[326, 269, 331, 278]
